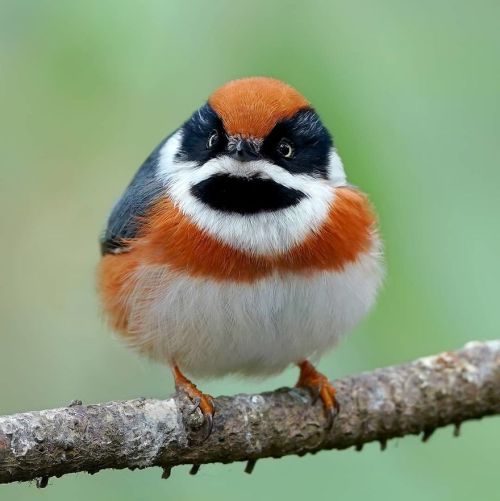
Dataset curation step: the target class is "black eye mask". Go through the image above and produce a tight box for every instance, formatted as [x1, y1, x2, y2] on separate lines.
[177, 105, 333, 178]
[176, 104, 227, 165]
[261, 109, 333, 178]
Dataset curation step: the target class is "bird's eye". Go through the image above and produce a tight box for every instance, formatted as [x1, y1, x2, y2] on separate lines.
[207, 130, 219, 149]
[277, 139, 294, 159]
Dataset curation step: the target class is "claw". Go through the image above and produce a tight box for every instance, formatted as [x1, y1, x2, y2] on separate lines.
[203, 411, 214, 440]
[172, 365, 215, 440]
[309, 385, 321, 405]
[325, 402, 339, 430]
[296, 360, 340, 429]
[334, 397, 341, 415]
[189, 396, 201, 414]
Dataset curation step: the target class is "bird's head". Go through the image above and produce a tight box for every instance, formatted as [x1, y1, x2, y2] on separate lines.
[158, 77, 348, 254]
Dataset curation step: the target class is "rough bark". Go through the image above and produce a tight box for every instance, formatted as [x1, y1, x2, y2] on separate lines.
[1, 340, 499, 485]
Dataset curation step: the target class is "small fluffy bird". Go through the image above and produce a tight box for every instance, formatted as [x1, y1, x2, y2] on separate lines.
[98, 77, 383, 435]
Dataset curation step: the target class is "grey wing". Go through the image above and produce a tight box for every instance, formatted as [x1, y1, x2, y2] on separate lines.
[100, 138, 168, 255]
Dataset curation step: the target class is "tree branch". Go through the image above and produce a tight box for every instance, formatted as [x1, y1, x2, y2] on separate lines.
[1, 340, 500, 485]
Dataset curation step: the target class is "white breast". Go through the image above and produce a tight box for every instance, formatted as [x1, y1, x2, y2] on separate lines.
[123, 242, 384, 379]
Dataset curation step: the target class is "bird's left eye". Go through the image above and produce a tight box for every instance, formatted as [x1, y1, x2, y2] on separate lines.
[207, 130, 219, 149]
[277, 139, 294, 159]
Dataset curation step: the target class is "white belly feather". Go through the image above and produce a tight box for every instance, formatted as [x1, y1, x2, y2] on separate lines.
[124, 244, 383, 378]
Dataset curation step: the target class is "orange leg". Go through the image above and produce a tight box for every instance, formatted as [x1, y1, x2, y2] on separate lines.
[172, 365, 215, 439]
[296, 360, 340, 428]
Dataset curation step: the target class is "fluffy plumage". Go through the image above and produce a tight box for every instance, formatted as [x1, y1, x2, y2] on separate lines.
[98, 77, 384, 382]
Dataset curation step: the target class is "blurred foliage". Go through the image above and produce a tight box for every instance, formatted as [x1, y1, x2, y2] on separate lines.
[1, 1, 499, 500]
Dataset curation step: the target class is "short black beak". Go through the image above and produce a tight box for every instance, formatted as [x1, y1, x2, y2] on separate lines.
[229, 139, 260, 162]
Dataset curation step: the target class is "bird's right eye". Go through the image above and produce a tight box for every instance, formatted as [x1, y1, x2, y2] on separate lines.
[207, 130, 219, 149]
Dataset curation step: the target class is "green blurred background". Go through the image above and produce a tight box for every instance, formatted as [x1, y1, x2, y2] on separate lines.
[1, 1, 499, 499]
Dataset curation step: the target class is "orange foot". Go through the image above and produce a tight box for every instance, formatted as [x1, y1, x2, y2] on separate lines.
[296, 360, 340, 429]
[172, 365, 215, 439]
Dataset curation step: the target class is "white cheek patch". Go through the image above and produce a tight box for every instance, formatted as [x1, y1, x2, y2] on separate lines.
[156, 132, 340, 255]
[328, 149, 347, 187]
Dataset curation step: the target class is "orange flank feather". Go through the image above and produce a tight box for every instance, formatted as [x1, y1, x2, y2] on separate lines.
[209, 77, 310, 138]
[99, 252, 139, 332]
[98, 187, 377, 331]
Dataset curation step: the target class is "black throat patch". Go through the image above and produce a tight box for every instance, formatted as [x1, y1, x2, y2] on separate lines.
[190, 174, 306, 215]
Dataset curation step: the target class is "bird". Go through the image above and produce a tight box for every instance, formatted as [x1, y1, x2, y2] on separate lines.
[98, 76, 384, 437]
